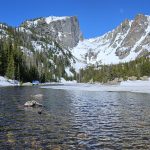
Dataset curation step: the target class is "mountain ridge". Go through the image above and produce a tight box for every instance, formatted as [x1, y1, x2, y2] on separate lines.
[20, 16, 82, 49]
[0, 14, 150, 82]
[72, 14, 150, 68]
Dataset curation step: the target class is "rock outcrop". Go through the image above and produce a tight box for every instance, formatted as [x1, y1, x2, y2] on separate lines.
[24, 100, 43, 107]
[116, 14, 150, 58]
[21, 16, 82, 49]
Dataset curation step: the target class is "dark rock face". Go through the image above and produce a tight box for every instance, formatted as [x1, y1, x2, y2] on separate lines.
[110, 19, 131, 48]
[114, 14, 150, 59]
[104, 15, 148, 60]
[122, 14, 147, 47]
[22, 16, 82, 49]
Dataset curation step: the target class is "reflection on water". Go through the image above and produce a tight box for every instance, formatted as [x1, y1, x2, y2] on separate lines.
[0, 86, 150, 149]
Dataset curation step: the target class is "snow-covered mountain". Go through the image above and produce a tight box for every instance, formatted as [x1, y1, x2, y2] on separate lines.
[21, 16, 82, 49]
[72, 14, 150, 67]
[0, 14, 150, 81]
[0, 16, 81, 80]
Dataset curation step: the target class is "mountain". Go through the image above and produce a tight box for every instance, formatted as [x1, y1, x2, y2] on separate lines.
[0, 16, 82, 82]
[21, 16, 82, 49]
[0, 14, 150, 82]
[72, 14, 150, 66]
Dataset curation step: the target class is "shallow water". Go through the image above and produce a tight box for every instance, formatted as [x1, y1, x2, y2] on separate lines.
[0, 86, 150, 149]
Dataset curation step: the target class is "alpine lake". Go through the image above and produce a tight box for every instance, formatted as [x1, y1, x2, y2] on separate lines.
[0, 86, 150, 149]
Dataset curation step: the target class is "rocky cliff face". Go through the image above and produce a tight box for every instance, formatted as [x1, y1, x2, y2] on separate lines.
[72, 14, 150, 66]
[116, 14, 150, 58]
[21, 16, 82, 49]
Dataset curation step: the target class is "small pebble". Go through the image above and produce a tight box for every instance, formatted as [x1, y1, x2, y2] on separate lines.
[38, 110, 42, 114]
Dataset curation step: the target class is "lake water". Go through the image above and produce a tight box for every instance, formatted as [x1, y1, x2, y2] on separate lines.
[0, 86, 150, 149]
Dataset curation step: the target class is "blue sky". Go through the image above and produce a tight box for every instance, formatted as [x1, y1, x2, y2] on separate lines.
[0, 0, 150, 38]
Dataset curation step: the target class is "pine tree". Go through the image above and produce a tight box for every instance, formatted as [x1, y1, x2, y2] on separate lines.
[6, 53, 15, 79]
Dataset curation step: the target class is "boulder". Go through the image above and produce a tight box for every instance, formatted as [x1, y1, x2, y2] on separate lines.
[24, 100, 42, 107]
[128, 76, 137, 81]
[22, 82, 32, 86]
[140, 76, 149, 81]
[31, 94, 43, 99]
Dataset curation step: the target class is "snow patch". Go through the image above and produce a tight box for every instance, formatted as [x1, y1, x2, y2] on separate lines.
[17, 27, 32, 34]
[20, 46, 33, 56]
[41, 79, 150, 94]
[45, 16, 68, 24]
[65, 68, 74, 77]
[60, 78, 77, 84]
[0, 76, 19, 87]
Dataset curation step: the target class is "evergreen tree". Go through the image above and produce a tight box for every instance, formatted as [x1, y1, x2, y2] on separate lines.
[6, 53, 15, 79]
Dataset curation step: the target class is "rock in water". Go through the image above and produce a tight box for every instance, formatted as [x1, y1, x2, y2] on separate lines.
[31, 94, 43, 99]
[24, 100, 42, 107]
[38, 110, 42, 114]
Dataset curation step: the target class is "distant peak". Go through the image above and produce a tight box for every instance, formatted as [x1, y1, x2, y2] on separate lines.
[22, 16, 75, 27]
[44, 16, 69, 24]
[134, 13, 148, 21]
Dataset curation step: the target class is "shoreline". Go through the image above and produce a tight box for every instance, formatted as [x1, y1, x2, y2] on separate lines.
[1, 75, 150, 94]
[41, 80, 150, 94]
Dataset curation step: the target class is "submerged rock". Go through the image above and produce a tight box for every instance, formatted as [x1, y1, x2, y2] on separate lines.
[31, 94, 43, 99]
[24, 100, 43, 107]
[77, 133, 88, 139]
[38, 110, 42, 114]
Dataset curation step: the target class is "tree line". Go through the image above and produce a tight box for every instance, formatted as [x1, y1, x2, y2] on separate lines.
[0, 25, 75, 82]
[79, 56, 150, 83]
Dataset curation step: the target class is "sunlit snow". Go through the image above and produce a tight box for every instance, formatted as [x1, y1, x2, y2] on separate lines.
[41, 79, 150, 94]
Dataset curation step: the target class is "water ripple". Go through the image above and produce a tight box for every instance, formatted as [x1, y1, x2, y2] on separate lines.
[0, 87, 150, 149]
